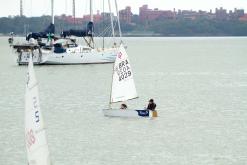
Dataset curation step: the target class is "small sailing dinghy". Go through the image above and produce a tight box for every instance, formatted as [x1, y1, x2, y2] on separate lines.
[103, 44, 158, 118]
[25, 56, 52, 165]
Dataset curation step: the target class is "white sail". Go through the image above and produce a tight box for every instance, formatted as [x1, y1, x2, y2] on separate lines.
[25, 56, 51, 165]
[111, 44, 138, 103]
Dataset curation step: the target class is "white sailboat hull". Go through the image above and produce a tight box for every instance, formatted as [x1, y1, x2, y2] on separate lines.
[15, 47, 117, 65]
[103, 109, 158, 118]
[43, 48, 117, 64]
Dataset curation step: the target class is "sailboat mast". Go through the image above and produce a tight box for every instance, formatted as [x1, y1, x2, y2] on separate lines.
[20, 0, 23, 16]
[109, 58, 115, 109]
[102, 0, 105, 49]
[51, 0, 54, 24]
[88, 0, 94, 48]
[73, 0, 75, 24]
[90, 0, 93, 22]
[114, 0, 122, 39]
[108, 0, 115, 42]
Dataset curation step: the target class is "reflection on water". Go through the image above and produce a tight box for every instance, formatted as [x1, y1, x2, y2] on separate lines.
[0, 37, 247, 165]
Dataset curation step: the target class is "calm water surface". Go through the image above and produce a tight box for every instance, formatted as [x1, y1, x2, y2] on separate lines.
[0, 37, 247, 165]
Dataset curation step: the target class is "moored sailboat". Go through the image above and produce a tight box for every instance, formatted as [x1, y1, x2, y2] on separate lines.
[42, 0, 120, 64]
[12, 0, 56, 65]
[25, 56, 52, 165]
[12, 0, 122, 65]
[103, 44, 158, 118]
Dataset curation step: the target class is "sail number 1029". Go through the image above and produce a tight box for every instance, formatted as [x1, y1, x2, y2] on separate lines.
[117, 59, 132, 81]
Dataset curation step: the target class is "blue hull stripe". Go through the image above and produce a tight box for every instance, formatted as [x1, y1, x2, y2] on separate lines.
[136, 110, 149, 117]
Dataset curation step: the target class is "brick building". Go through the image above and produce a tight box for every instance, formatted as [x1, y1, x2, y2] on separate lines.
[82, 10, 102, 23]
[58, 11, 102, 24]
[58, 15, 84, 24]
[215, 7, 227, 20]
[139, 5, 174, 22]
[239, 14, 247, 21]
[119, 6, 132, 23]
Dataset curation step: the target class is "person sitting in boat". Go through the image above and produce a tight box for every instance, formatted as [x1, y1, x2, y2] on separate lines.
[147, 99, 156, 111]
[120, 103, 127, 110]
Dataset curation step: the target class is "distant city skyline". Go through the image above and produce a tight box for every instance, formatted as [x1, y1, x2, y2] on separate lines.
[0, 0, 246, 17]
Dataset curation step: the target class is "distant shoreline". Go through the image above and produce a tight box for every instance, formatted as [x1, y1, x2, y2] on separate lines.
[1, 34, 247, 38]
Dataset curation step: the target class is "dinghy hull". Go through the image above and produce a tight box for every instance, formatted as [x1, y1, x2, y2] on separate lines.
[103, 109, 158, 118]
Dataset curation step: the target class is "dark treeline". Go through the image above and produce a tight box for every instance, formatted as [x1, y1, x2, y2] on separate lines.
[1, 15, 247, 36]
[148, 18, 247, 36]
[0, 16, 91, 35]
[0, 15, 124, 37]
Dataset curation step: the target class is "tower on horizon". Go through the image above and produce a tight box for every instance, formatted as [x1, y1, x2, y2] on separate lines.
[20, 0, 23, 16]
[73, 0, 75, 18]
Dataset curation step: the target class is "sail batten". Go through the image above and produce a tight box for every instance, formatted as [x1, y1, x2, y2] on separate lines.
[25, 56, 51, 165]
[110, 44, 138, 103]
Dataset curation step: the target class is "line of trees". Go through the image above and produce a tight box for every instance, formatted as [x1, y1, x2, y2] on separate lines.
[148, 18, 247, 36]
[0, 16, 247, 36]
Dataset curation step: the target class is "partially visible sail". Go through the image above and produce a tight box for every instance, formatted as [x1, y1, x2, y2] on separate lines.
[111, 44, 138, 103]
[61, 21, 94, 38]
[26, 23, 55, 41]
[25, 56, 51, 165]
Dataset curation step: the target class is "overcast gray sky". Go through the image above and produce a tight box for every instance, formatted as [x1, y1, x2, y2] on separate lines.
[1, 0, 246, 17]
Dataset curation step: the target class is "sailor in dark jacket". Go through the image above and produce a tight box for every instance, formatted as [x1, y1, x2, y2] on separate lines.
[120, 103, 127, 110]
[147, 99, 156, 111]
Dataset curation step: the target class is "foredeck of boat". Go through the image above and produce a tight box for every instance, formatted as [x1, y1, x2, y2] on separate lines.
[13, 44, 40, 49]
